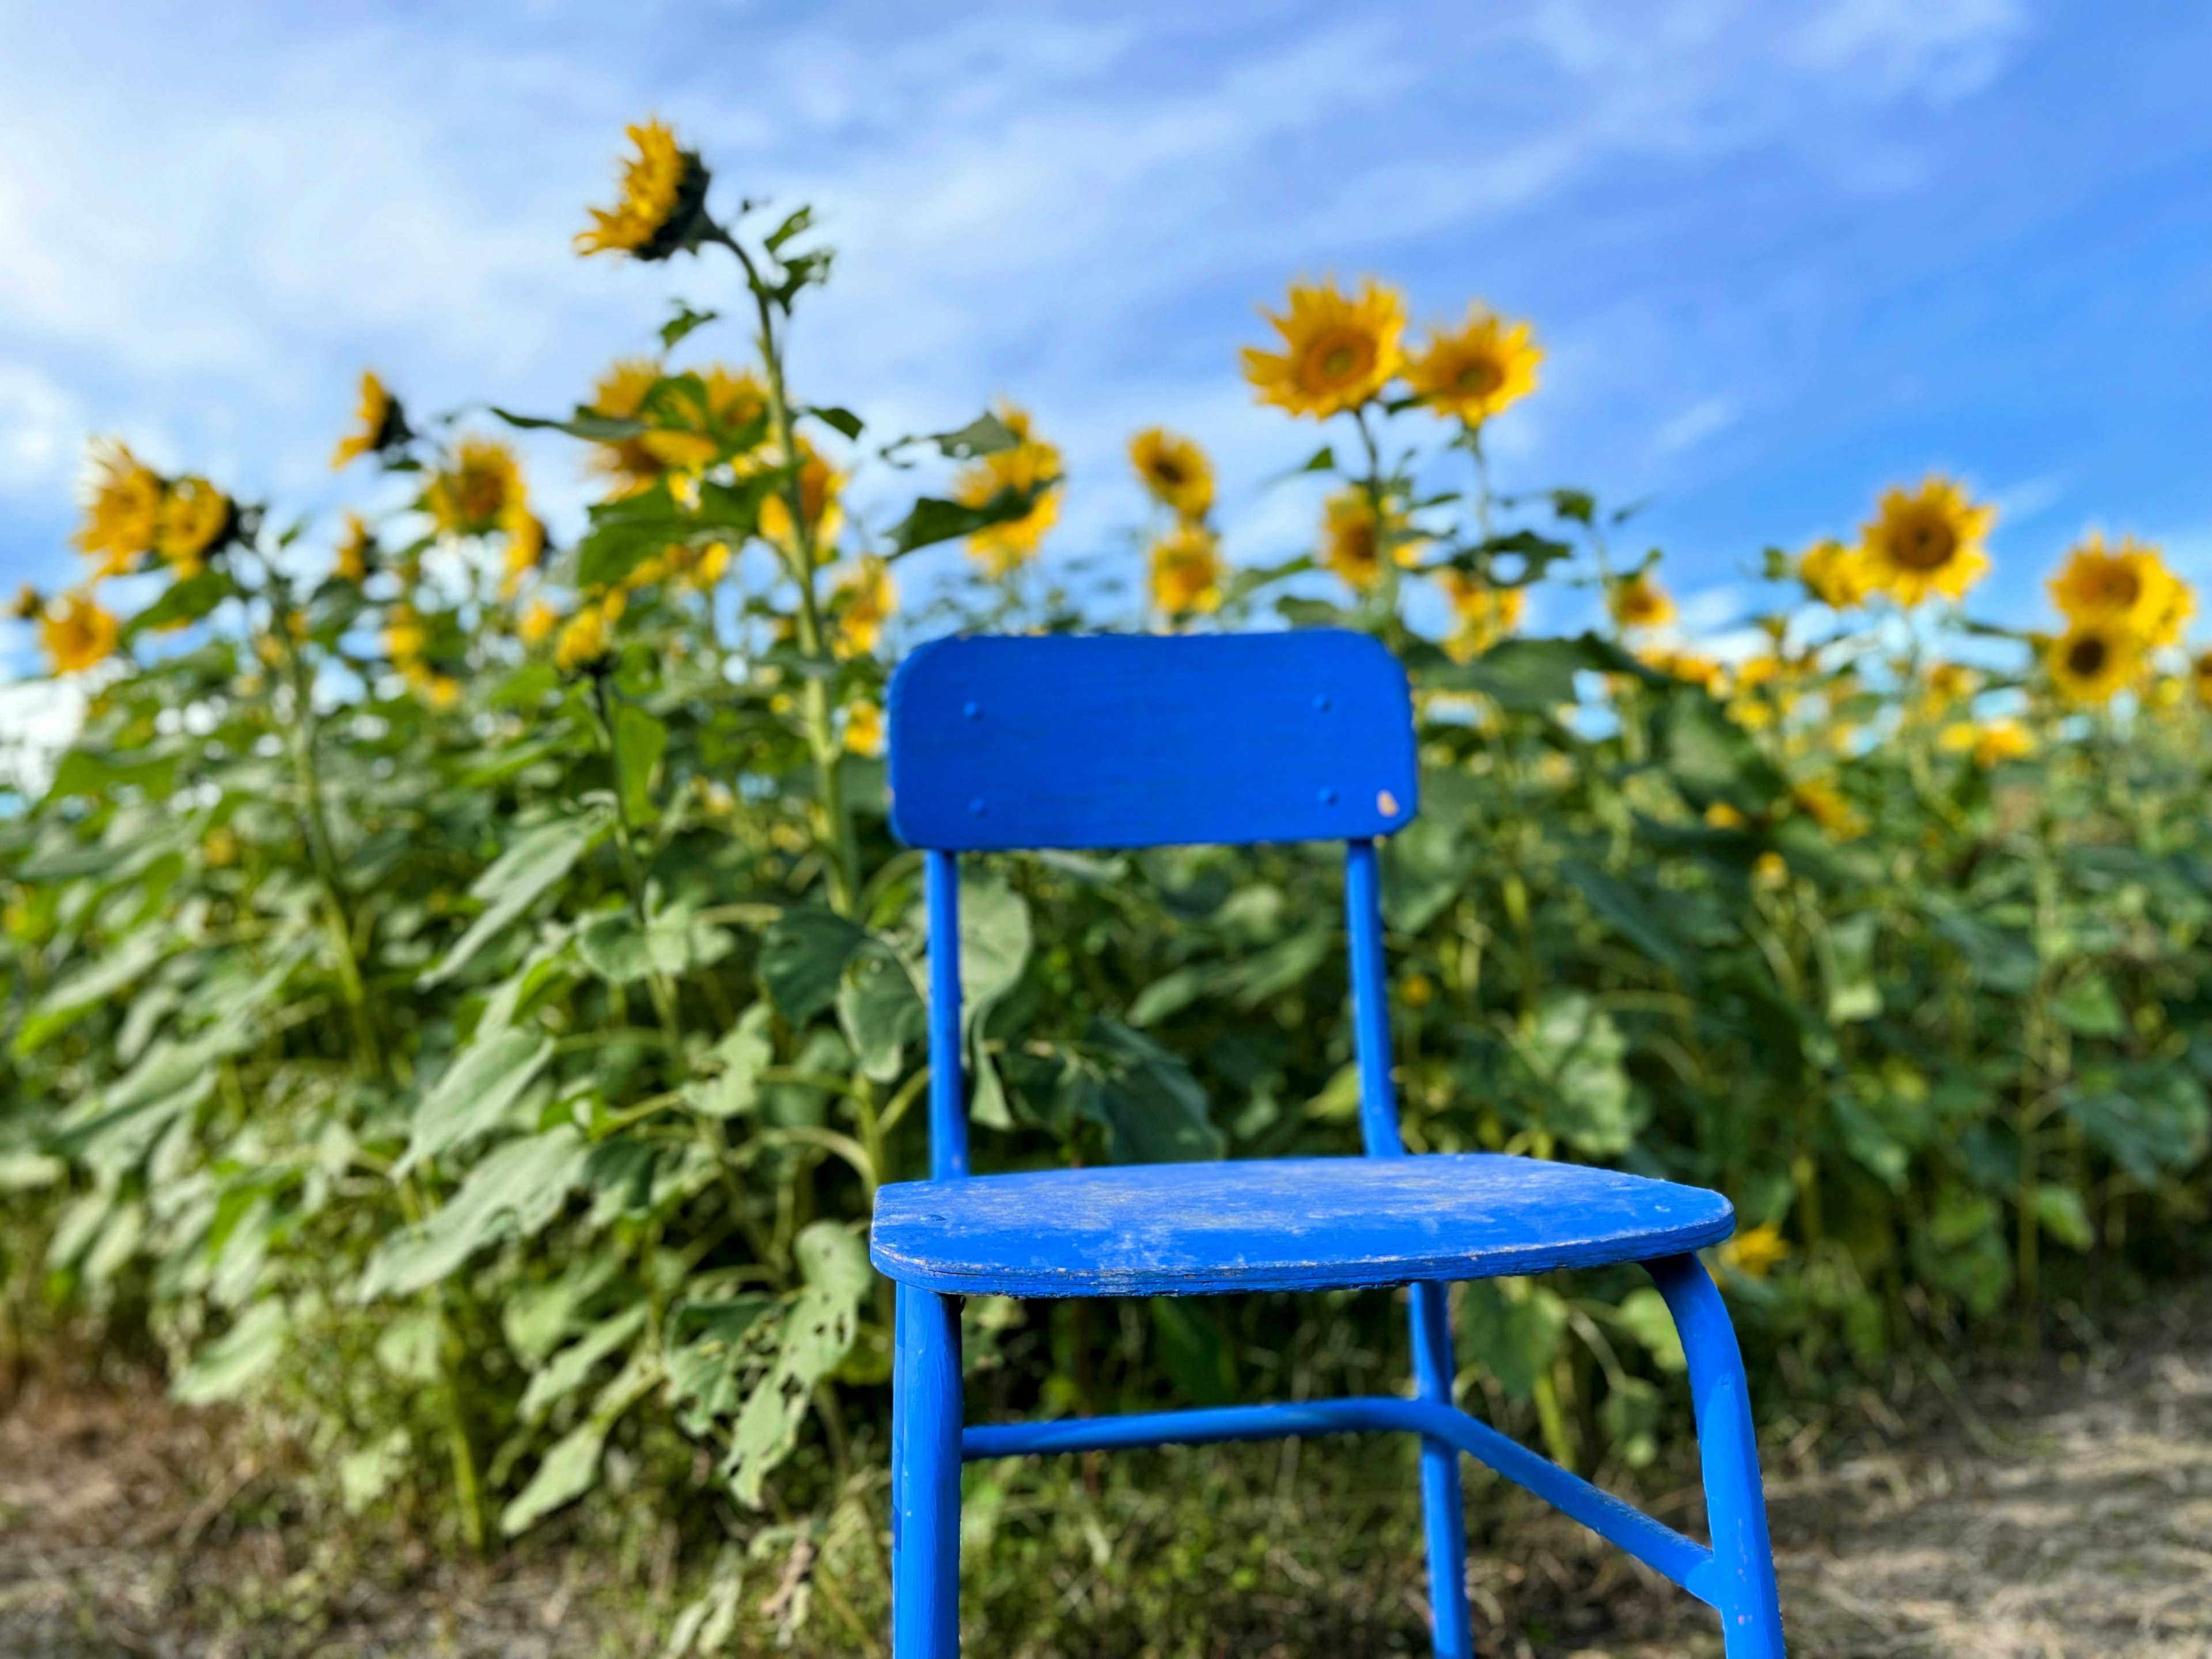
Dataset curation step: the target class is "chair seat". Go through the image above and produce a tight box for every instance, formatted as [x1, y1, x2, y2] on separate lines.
[869, 1153, 1735, 1298]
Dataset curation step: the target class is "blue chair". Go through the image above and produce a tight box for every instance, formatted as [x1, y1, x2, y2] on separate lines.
[873, 630, 1786, 1657]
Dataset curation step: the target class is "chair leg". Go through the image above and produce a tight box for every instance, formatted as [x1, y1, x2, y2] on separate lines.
[1645, 1254, 1786, 1658]
[892, 1282, 963, 1657]
[1408, 1280, 1474, 1658]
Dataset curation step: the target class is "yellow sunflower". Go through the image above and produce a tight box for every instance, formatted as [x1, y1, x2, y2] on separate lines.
[1404, 306, 1541, 425]
[955, 403, 1060, 576]
[2194, 650, 2212, 706]
[382, 602, 429, 668]
[499, 512, 548, 598]
[844, 700, 884, 757]
[835, 556, 896, 656]
[1128, 427, 1214, 520]
[39, 591, 120, 675]
[335, 512, 374, 584]
[1718, 1222, 1791, 1279]
[155, 476, 232, 572]
[2047, 532, 2190, 647]
[759, 437, 847, 556]
[1149, 522, 1225, 618]
[555, 593, 623, 673]
[1241, 277, 1406, 420]
[1858, 476, 1995, 605]
[1639, 647, 1725, 694]
[426, 437, 526, 539]
[1435, 569, 1524, 661]
[1610, 570, 1675, 630]
[1793, 777, 1868, 840]
[2047, 619, 2141, 704]
[73, 438, 165, 575]
[1939, 718, 2033, 767]
[584, 360, 766, 493]
[518, 597, 560, 647]
[575, 119, 710, 260]
[331, 371, 408, 471]
[1799, 538, 1871, 610]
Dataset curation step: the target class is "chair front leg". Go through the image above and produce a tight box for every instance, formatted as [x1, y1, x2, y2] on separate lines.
[1408, 1279, 1474, 1658]
[1645, 1253, 1786, 1658]
[892, 1282, 964, 1658]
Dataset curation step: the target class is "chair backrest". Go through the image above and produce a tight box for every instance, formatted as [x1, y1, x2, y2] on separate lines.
[884, 630, 1418, 1178]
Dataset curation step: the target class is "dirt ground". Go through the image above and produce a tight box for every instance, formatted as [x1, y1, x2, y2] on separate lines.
[2, 1291, 2207, 1659]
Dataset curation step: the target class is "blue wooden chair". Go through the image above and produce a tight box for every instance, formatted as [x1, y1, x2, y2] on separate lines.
[872, 630, 1786, 1657]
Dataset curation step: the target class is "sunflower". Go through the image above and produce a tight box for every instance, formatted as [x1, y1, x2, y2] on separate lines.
[73, 438, 165, 575]
[2047, 532, 2190, 647]
[1718, 1222, 1791, 1280]
[335, 512, 375, 585]
[331, 372, 409, 471]
[426, 437, 526, 538]
[155, 476, 233, 572]
[584, 359, 667, 493]
[844, 700, 884, 757]
[1609, 570, 1675, 630]
[9, 585, 41, 622]
[1241, 277, 1406, 420]
[518, 597, 560, 647]
[1128, 427, 1214, 520]
[834, 557, 895, 656]
[382, 602, 429, 668]
[1404, 306, 1541, 425]
[39, 591, 119, 675]
[759, 437, 847, 556]
[1639, 646, 1724, 694]
[1435, 569, 1524, 661]
[2047, 619, 2141, 704]
[1939, 718, 2033, 767]
[499, 512, 548, 598]
[2194, 650, 2212, 706]
[576, 119, 711, 261]
[954, 404, 1060, 576]
[1799, 538, 1871, 610]
[1149, 522, 1225, 619]
[1858, 476, 1995, 605]
[1793, 777, 1868, 840]
[555, 596, 620, 673]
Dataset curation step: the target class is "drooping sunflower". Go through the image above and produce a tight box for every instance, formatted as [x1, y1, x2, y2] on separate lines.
[1404, 306, 1541, 426]
[759, 437, 847, 556]
[1435, 569, 1524, 661]
[39, 590, 120, 675]
[955, 404, 1061, 576]
[1858, 476, 1995, 606]
[1799, 538, 1871, 610]
[2047, 619, 2141, 704]
[425, 437, 526, 539]
[1241, 278, 1406, 421]
[331, 372, 410, 471]
[73, 438, 165, 575]
[155, 476, 233, 572]
[2047, 532, 2190, 647]
[335, 512, 375, 585]
[1609, 570, 1675, 630]
[575, 119, 711, 261]
[1318, 489, 1421, 592]
[834, 556, 896, 656]
[1128, 427, 1214, 521]
[1149, 522, 1225, 619]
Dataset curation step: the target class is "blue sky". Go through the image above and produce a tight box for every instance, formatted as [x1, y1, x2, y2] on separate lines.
[0, 0, 2206, 662]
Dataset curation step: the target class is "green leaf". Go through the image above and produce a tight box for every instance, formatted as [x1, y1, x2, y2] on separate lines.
[493, 404, 650, 441]
[724, 1222, 869, 1507]
[1599, 1373, 1662, 1468]
[1817, 911, 1883, 1025]
[578, 904, 734, 986]
[1652, 687, 1787, 815]
[172, 1298, 289, 1406]
[1384, 814, 1474, 935]
[2050, 972, 2124, 1039]
[1509, 993, 1633, 1156]
[2032, 1184, 2093, 1252]
[957, 872, 1032, 1016]
[422, 809, 611, 988]
[687, 1005, 775, 1119]
[836, 950, 926, 1083]
[1066, 1018, 1224, 1164]
[373, 1312, 444, 1382]
[1447, 637, 1587, 714]
[520, 1305, 649, 1422]
[15, 929, 169, 1055]
[660, 300, 719, 349]
[885, 486, 1041, 557]
[763, 204, 815, 253]
[1459, 1281, 1567, 1402]
[613, 704, 668, 825]
[808, 405, 865, 441]
[1609, 1287, 1686, 1373]
[359, 1128, 588, 1300]
[124, 569, 230, 639]
[399, 1027, 553, 1175]
[338, 1429, 411, 1516]
[931, 412, 1017, 459]
[2065, 1069, 2211, 1181]
[666, 1295, 777, 1433]
[500, 1419, 605, 1536]
[758, 908, 868, 1022]
[1561, 859, 1685, 974]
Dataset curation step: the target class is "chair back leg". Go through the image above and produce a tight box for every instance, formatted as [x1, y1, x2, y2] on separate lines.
[1409, 1281, 1474, 1658]
[893, 1283, 964, 1657]
[1645, 1255, 1787, 1658]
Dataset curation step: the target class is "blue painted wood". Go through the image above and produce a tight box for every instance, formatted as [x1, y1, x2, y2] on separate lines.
[870, 1154, 1736, 1298]
[885, 630, 1418, 851]
[960, 1395, 1721, 1604]
[891, 1283, 963, 1657]
[1408, 1279, 1472, 1658]
[923, 850, 968, 1181]
[1651, 1254, 1788, 1657]
[1344, 839, 1406, 1160]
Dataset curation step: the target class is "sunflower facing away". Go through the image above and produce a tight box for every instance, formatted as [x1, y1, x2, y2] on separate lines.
[1404, 306, 1541, 426]
[1858, 476, 1995, 606]
[759, 438, 847, 556]
[835, 557, 896, 656]
[2048, 532, 2190, 648]
[331, 372, 410, 471]
[955, 404, 1061, 577]
[1149, 522, 1225, 619]
[73, 439, 165, 575]
[2047, 619, 2142, 705]
[335, 513, 375, 585]
[426, 437, 527, 539]
[586, 360, 767, 493]
[1128, 427, 1214, 521]
[1435, 569, 1524, 661]
[1609, 570, 1676, 630]
[40, 591, 119, 675]
[156, 476, 233, 572]
[1241, 278, 1406, 421]
[576, 120, 710, 261]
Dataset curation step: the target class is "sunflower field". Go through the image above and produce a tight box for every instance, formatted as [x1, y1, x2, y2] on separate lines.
[3, 119, 2209, 1647]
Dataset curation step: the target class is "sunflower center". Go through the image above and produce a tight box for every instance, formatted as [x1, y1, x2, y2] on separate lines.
[1304, 329, 1377, 391]
[1452, 355, 1505, 396]
[1892, 513, 1959, 571]
[2067, 635, 2109, 677]
[2093, 570, 2140, 606]
[458, 471, 508, 521]
[1153, 459, 1185, 486]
